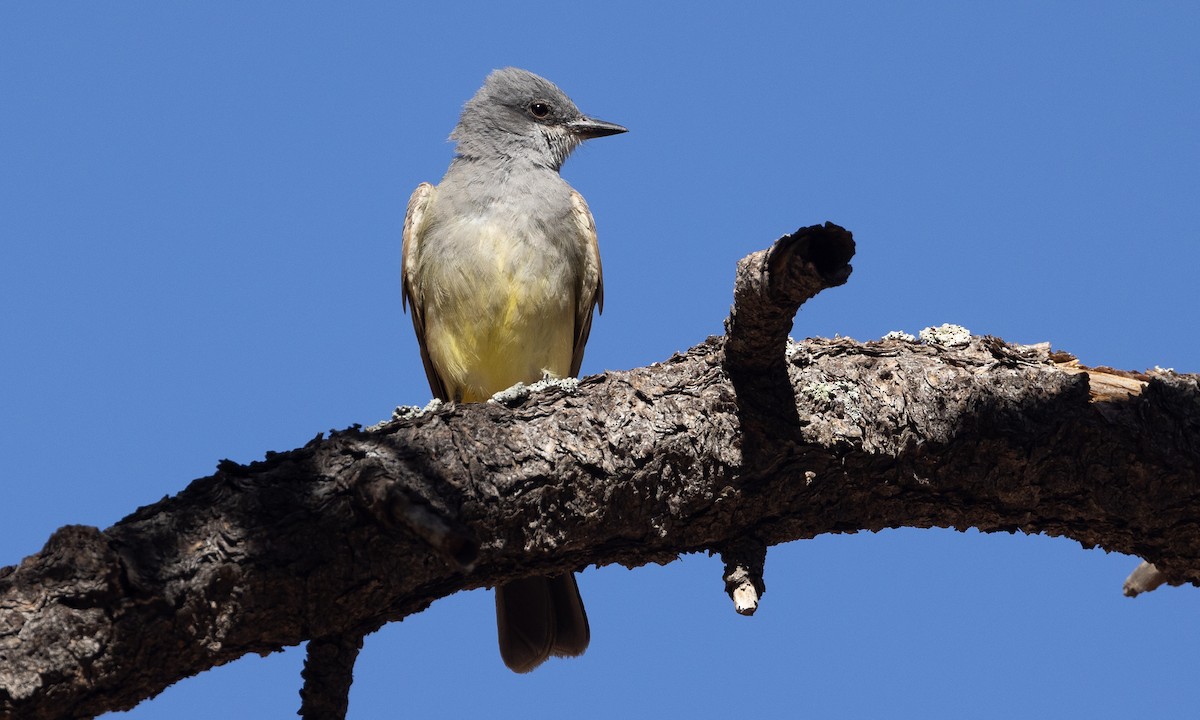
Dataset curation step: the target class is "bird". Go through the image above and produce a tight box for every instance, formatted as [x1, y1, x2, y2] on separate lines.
[400, 68, 626, 673]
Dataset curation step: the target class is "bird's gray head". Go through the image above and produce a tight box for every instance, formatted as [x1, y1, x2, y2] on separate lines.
[450, 67, 626, 171]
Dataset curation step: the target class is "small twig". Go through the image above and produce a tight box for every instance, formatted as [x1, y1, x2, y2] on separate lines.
[299, 631, 364, 720]
[718, 538, 768, 616]
[724, 222, 855, 376]
[723, 222, 855, 470]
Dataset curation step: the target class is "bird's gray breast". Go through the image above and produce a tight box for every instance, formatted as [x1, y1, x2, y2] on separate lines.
[427, 163, 585, 292]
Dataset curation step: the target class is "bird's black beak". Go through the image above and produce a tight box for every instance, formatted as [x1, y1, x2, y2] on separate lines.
[568, 116, 628, 139]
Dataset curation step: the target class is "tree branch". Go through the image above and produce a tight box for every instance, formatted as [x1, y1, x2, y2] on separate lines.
[3, 227, 1199, 719]
[298, 632, 363, 720]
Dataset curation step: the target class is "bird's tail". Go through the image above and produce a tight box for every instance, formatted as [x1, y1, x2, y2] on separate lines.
[495, 573, 590, 673]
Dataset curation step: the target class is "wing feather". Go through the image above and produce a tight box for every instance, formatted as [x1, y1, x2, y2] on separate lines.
[568, 190, 604, 378]
[401, 182, 450, 400]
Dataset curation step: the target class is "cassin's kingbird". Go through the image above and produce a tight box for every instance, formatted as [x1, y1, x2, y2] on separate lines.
[401, 68, 626, 673]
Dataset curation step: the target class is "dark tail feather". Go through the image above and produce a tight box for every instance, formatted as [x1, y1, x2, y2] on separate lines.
[495, 573, 589, 673]
[547, 572, 589, 657]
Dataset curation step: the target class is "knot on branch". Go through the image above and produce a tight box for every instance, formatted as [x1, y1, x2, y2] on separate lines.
[351, 460, 478, 570]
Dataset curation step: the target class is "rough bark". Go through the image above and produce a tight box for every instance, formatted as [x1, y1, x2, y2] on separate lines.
[298, 631, 363, 720]
[2, 225, 1199, 719]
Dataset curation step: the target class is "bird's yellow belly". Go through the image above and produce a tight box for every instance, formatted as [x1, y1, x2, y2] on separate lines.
[422, 225, 576, 402]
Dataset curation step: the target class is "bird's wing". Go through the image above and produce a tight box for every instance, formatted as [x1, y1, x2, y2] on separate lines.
[401, 182, 450, 401]
[569, 189, 604, 378]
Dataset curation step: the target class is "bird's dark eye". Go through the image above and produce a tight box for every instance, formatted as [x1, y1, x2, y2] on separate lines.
[528, 101, 551, 119]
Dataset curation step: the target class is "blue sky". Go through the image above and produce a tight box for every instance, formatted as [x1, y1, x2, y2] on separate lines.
[3, 3, 1198, 718]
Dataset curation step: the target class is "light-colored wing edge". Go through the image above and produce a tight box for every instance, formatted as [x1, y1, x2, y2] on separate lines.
[401, 182, 433, 314]
[569, 190, 604, 379]
[401, 182, 450, 400]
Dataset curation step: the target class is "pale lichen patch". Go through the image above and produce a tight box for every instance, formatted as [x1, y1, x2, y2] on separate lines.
[489, 377, 581, 406]
[919, 323, 971, 347]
